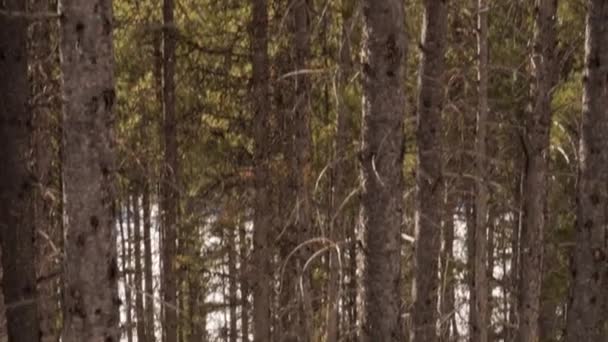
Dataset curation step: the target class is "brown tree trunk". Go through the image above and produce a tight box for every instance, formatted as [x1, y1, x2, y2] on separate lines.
[472, 0, 489, 340]
[29, 0, 61, 339]
[161, 0, 179, 339]
[566, 0, 608, 340]
[57, 0, 121, 339]
[359, 0, 407, 341]
[250, 0, 272, 340]
[0, 0, 41, 340]
[411, 0, 447, 341]
[288, 1, 314, 340]
[517, 1, 557, 341]
[326, 1, 355, 341]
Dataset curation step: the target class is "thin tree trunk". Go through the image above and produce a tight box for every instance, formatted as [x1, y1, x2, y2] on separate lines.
[239, 226, 250, 342]
[472, 0, 489, 339]
[57, 0, 120, 339]
[359, 0, 407, 341]
[133, 193, 146, 342]
[124, 200, 134, 342]
[517, 1, 558, 341]
[411, 0, 447, 341]
[566, 0, 608, 340]
[0, 0, 41, 339]
[440, 190, 458, 342]
[161, 0, 178, 339]
[250, 0, 271, 340]
[228, 227, 238, 342]
[143, 181, 155, 341]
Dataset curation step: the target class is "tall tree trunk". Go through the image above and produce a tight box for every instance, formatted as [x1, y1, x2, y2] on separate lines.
[359, 0, 407, 341]
[517, 1, 557, 341]
[566, 0, 608, 340]
[143, 179, 155, 342]
[29, 0, 61, 339]
[411, 0, 447, 341]
[0, 0, 41, 340]
[472, 0, 489, 340]
[161, 0, 179, 339]
[57, 0, 120, 339]
[133, 193, 147, 342]
[251, 0, 271, 340]
[288, 1, 314, 340]
[327, 2, 355, 341]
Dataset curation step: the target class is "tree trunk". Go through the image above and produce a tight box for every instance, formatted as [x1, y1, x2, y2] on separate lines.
[239, 226, 250, 342]
[57, 0, 121, 339]
[517, 1, 557, 341]
[250, 0, 272, 340]
[161, 0, 179, 339]
[566, 0, 608, 340]
[123, 200, 134, 342]
[143, 181, 155, 342]
[472, 0, 489, 339]
[288, 1, 314, 340]
[133, 193, 146, 342]
[0, 0, 41, 340]
[411, 0, 447, 341]
[228, 227, 238, 342]
[29, 0, 61, 339]
[327, 2, 355, 341]
[359, 0, 407, 341]
[440, 190, 458, 342]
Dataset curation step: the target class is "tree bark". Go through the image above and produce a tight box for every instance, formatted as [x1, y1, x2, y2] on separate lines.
[123, 200, 134, 342]
[143, 179, 155, 341]
[472, 0, 489, 340]
[288, 1, 315, 340]
[239, 225, 250, 342]
[57, 0, 121, 339]
[250, 0, 272, 340]
[359, 0, 407, 341]
[566, 0, 608, 340]
[29, 0, 61, 339]
[440, 190, 458, 342]
[228, 226, 238, 342]
[326, 1, 355, 341]
[133, 193, 146, 342]
[517, 1, 557, 341]
[0, 0, 41, 340]
[161, 0, 179, 339]
[411, 0, 447, 341]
